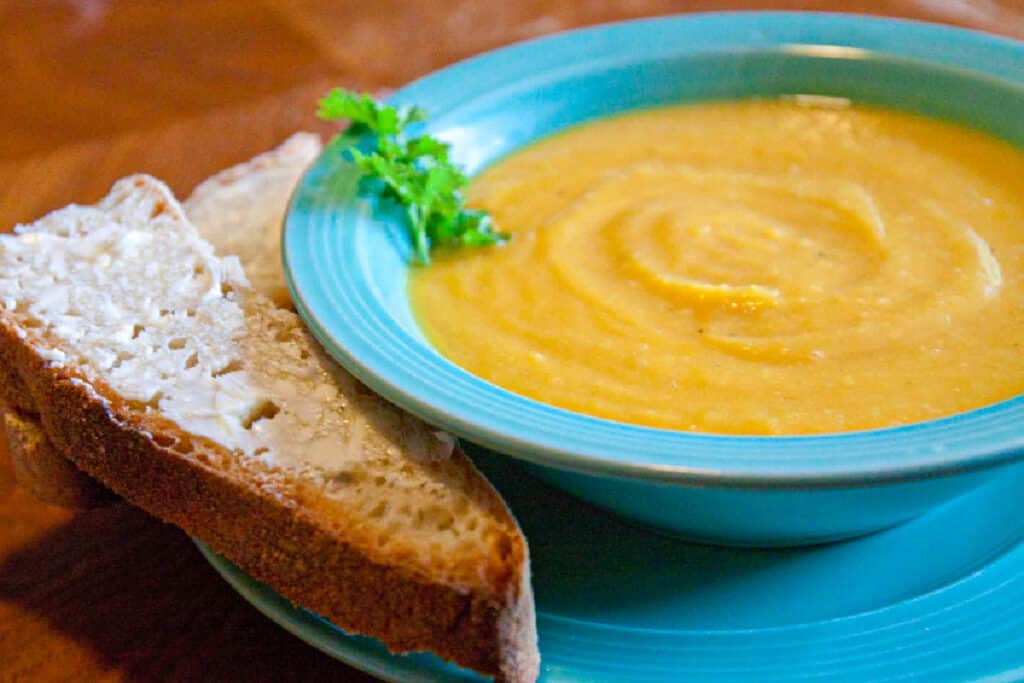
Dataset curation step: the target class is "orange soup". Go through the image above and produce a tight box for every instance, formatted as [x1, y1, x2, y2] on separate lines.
[410, 100, 1024, 435]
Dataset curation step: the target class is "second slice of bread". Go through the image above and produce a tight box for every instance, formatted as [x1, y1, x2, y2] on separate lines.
[2, 405, 114, 508]
[184, 132, 322, 309]
[0, 175, 538, 682]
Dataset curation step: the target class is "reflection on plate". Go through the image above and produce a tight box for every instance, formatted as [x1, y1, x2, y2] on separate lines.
[198, 444, 1024, 681]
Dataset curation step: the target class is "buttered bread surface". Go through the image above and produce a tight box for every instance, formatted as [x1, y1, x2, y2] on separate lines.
[410, 100, 1024, 435]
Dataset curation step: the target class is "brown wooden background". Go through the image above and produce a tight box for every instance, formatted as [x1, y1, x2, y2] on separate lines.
[2, 2, 1023, 681]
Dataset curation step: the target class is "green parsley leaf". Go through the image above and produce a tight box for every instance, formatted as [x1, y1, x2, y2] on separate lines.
[317, 88, 507, 263]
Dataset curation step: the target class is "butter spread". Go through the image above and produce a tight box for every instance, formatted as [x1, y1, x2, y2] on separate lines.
[0, 188, 452, 473]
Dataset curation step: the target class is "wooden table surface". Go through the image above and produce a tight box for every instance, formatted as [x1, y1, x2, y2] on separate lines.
[2, 2, 1023, 681]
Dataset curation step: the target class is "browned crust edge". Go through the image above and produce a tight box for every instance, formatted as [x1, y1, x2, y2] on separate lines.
[0, 317, 538, 682]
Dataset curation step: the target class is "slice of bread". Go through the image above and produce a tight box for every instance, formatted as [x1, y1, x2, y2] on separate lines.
[1, 133, 322, 506]
[184, 132, 321, 309]
[0, 175, 538, 682]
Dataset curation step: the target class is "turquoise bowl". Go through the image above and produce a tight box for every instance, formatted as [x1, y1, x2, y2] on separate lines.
[284, 12, 1024, 546]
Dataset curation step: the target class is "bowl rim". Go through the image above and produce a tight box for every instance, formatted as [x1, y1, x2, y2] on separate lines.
[285, 11, 1024, 489]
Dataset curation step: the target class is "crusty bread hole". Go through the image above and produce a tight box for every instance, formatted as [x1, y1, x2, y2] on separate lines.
[212, 360, 243, 377]
[241, 399, 280, 429]
[111, 352, 134, 369]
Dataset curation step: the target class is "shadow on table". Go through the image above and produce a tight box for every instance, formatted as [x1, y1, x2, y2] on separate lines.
[0, 501, 362, 682]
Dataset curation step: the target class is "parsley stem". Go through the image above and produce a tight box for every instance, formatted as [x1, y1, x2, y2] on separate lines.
[317, 88, 509, 264]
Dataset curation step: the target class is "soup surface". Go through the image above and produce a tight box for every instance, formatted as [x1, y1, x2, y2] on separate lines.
[409, 100, 1024, 435]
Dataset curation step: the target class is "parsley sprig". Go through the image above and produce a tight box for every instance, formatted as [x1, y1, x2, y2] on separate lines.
[317, 89, 508, 264]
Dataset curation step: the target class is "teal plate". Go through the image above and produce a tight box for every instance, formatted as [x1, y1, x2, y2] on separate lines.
[198, 447, 1024, 681]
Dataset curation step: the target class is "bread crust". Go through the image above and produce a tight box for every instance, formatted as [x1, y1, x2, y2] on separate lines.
[0, 317, 538, 682]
